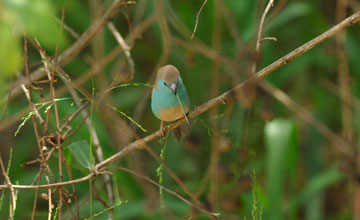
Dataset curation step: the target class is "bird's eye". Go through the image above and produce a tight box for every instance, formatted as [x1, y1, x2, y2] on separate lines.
[163, 82, 167, 86]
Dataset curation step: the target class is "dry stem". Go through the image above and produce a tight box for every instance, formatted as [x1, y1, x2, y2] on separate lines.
[191, 0, 209, 39]
[116, 167, 220, 218]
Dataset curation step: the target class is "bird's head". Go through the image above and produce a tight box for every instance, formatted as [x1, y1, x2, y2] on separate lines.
[155, 65, 180, 95]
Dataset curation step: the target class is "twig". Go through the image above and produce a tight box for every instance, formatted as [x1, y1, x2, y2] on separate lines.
[144, 146, 204, 211]
[208, 0, 222, 209]
[218, 0, 242, 44]
[321, 79, 360, 110]
[57, 66, 113, 220]
[23, 36, 55, 189]
[60, 151, 79, 219]
[20, 84, 44, 123]
[252, 0, 276, 74]
[108, 22, 135, 78]
[34, 37, 65, 218]
[62, 112, 90, 140]
[0, 154, 16, 219]
[335, 0, 353, 144]
[260, 37, 277, 42]
[53, 15, 80, 39]
[0, 173, 95, 189]
[45, 175, 52, 220]
[336, 0, 357, 218]
[31, 171, 42, 220]
[191, 0, 208, 39]
[172, 37, 235, 73]
[60, 101, 90, 130]
[242, 0, 276, 111]
[105, 105, 205, 217]
[115, 167, 220, 218]
[259, 81, 352, 157]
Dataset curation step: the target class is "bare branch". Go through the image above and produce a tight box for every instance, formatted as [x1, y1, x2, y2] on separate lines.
[108, 22, 135, 77]
[251, 0, 276, 74]
[0, 154, 16, 218]
[259, 81, 352, 156]
[191, 0, 209, 39]
[115, 167, 220, 218]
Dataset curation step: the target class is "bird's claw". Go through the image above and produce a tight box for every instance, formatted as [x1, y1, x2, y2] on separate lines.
[160, 121, 166, 137]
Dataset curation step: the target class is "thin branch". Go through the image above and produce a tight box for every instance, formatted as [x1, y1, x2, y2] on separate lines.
[62, 112, 90, 140]
[34, 37, 65, 218]
[260, 37, 277, 42]
[144, 146, 204, 210]
[31, 171, 41, 220]
[207, 0, 223, 209]
[20, 84, 44, 123]
[45, 175, 52, 220]
[191, 0, 208, 39]
[335, 0, 353, 144]
[107, 22, 135, 78]
[23, 36, 56, 189]
[0, 173, 94, 189]
[57, 65, 113, 219]
[0, 154, 16, 218]
[251, 0, 276, 74]
[259, 81, 352, 156]
[60, 151, 79, 219]
[115, 167, 220, 218]
[53, 15, 80, 39]
[60, 101, 90, 130]
[321, 79, 360, 110]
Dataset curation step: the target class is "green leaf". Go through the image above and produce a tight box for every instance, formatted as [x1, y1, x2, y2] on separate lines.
[265, 118, 297, 220]
[5, 0, 67, 50]
[67, 140, 94, 169]
[0, 22, 22, 76]
[288, 168, 344, 212]
[265, 2, 314, 34]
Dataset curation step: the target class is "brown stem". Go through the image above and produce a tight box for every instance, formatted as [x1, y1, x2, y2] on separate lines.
[0, 154, 16, 219]
[115, 167, 220, 218]
[191, 0, 209, 39]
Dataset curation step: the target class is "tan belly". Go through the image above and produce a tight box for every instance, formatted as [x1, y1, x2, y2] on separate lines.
[157, 105, 189, 122]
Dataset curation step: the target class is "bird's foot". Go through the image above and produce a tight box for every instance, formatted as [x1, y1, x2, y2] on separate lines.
[160, 121, 166, 137]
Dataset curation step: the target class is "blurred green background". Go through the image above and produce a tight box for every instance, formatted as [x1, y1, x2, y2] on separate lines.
[0, 0, 360, 219]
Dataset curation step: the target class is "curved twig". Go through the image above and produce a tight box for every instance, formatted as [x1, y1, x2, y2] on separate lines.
[191, 0, 208, 39]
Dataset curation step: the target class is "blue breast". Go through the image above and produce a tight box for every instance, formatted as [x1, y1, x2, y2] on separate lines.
[151, 77, 190, 119]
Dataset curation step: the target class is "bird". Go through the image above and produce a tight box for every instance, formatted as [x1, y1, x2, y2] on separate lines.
[151, 65, 191, 138]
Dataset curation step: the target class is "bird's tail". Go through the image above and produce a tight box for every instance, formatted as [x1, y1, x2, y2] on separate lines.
[173, 124, 190, 141]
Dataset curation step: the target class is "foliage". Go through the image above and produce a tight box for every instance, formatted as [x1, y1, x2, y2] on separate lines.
[0, 0, 359, 219]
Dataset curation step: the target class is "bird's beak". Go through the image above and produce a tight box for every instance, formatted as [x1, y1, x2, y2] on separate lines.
[170, 83, 178, 95]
